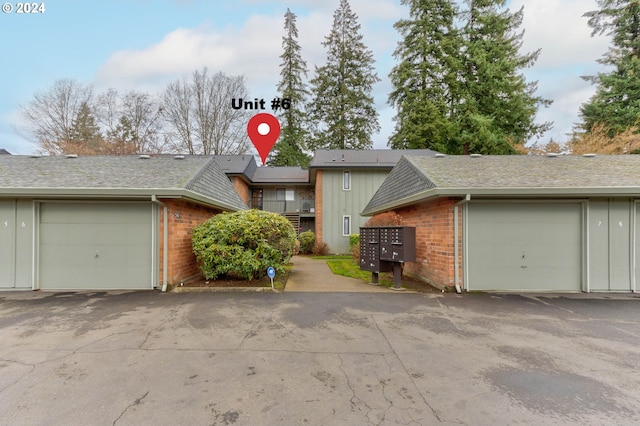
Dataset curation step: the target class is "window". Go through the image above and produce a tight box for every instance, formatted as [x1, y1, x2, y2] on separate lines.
[276, 188, 295, 201]
[343, 171, 351, 190]
[251, 189, 263, 210]
[343, 216, 351, 236]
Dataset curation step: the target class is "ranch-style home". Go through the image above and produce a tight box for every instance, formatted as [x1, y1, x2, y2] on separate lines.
[362, 154, 640, 293]
[3, 149, 639, 293]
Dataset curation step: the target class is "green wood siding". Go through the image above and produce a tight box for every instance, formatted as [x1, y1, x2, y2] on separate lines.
[322, 170, 390, 253]
[0, 199, 33, 289]
[589, 198, 634, 292]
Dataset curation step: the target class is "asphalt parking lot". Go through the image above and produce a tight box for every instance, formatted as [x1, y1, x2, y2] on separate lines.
[1, 291, 639, 425]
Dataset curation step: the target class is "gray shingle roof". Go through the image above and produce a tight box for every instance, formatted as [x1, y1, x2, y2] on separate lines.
[213, 155, 257, 177]
[309, 149, 440, 168]
[252, 166, 309, 184]
[363, 154, 640, 215]
[0, 155, 247, 211]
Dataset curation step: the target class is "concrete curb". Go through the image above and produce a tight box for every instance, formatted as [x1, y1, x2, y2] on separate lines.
[169, 286, 282, 293]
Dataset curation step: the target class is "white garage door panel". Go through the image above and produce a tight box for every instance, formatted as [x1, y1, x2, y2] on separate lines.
[39, 203, 152, 290]
[468, 203, 582, 291]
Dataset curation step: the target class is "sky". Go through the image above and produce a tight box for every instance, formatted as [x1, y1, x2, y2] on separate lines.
[0, 0, 610, 155]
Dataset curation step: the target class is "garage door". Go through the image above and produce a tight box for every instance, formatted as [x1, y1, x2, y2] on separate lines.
[467, 203, 582, 292]
[39, 202, 153, 290]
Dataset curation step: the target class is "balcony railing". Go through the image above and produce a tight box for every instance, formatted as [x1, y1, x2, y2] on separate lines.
[253, 199, 315, 215]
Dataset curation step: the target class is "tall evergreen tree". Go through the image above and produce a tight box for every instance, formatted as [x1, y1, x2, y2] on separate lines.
[454, 0, 551, 154]
[308, 0, 380, 150]
[388, 0, 460, 150]
[579, 0, 640, 135]
[271, 8, 311, 167]
[68, 102, 104, 154]
[389, 0, 550, 154]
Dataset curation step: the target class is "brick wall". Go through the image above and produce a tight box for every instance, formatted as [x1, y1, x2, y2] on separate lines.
[159, 199, 221, 284]
[394, 198, 463, 290]
[315, 170, 323, 243]
[231, 177, 250, 206]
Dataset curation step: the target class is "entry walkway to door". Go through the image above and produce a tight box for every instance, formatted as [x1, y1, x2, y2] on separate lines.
[285, 256, 397, 292]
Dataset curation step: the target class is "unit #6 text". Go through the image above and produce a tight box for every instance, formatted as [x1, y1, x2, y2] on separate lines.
[231, 97, 292, 112]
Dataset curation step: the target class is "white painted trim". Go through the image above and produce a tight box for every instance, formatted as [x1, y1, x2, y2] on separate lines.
[343, 170, 351, 191]
[583, 200, 590, 293]
[342, 215, 351, 236]
[633, 200, 638, 293]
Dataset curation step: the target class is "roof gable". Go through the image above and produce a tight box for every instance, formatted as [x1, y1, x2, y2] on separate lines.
[364, 157, 436, 213]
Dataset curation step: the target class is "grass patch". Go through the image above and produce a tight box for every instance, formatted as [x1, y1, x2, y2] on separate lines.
[325, 259, 394, 287]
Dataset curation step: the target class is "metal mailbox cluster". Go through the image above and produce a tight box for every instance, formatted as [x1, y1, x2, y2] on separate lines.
[359, 226, 416, 289]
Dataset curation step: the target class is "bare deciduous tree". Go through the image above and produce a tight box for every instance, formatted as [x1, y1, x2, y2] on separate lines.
[96, 89, 164, 154]
[163, 68, 250, 155]
[18, 79, 93, 155]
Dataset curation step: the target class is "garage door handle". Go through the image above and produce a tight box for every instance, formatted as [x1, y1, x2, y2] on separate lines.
[95, 250, 99, 258]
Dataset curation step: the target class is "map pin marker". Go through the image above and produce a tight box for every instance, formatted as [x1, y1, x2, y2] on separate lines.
[247, 113, 280, 165]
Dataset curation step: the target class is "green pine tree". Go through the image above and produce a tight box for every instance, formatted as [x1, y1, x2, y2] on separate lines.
[271, 8, 311, 167]
[68, 102, 104, 154]
[389, 0, 550, 154]
[308, 0, 380, 150]
[454, 0, 551, 154]
[579, 0, 640, 135]
[388, 0, 460, 150]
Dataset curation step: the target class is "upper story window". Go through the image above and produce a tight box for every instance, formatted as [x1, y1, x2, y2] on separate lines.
[276, 188, 295, 201]
[343, 171, 351, 191]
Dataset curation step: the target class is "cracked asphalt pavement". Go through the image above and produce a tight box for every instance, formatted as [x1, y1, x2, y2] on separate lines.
[1, 291, 640, 425]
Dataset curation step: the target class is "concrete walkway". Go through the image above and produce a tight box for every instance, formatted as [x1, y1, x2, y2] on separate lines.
[285, 255, 397, 292]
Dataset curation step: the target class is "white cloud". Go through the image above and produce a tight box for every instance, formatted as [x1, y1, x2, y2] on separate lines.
[96, 16, 282, 91]
[512, 0, 609, 69]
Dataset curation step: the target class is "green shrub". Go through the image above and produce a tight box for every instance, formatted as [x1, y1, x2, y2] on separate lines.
[349, 234, 360, 249]
[192, 209, 296, 280]
[349, 234, 360, 260]
[312, 241, 330, 256]
[299, 231, 316, 254]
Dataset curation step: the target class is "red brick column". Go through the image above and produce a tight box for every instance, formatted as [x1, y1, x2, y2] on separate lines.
[159, 199, 220, 284]
[395, 197, 461, 290]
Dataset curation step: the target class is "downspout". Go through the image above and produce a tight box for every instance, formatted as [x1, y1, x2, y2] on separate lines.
[454, 194, 471, 294]
[151, 195, 169, 292]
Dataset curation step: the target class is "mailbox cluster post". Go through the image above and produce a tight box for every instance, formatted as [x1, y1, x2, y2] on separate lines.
[359, 226, 416, 289]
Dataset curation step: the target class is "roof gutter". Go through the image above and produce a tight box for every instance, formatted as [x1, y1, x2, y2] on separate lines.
[453, 195, 470, 294]
[151, 195, 169, 293]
